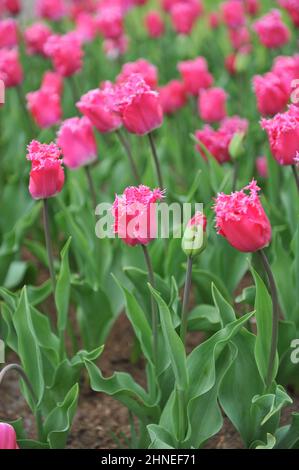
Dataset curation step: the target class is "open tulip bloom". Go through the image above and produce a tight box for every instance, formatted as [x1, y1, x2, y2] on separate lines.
[1, 0, 299, 454]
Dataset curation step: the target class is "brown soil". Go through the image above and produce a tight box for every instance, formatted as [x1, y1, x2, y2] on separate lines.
[1, 312, 299, 449]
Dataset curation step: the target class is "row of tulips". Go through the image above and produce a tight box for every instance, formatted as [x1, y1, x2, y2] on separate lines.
[0, 0, 299, 450]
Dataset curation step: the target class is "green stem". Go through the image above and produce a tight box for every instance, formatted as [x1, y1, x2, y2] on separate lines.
[43, 199, 56, 292]
[180, 256, 193, 346]
[84, 165, 97, 208]
[258, 249, 280, 390]
[148, 133, 164, 189]
[232, 161, 239, 192]
[0, 364, 43, 441]
[292, 165, 299, 194]
[141, 245, 158, 369]
[116, 129, 141, 184]
[177, 389, 186, 446]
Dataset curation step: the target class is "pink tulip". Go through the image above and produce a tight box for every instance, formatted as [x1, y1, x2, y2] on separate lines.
[4, 0, 21, 15]
[278, 0, 299, 28]
[170, 2, 198, 35]
[261, 105, 299, 166]
[159, 80, 186, 115]
[117, 59, 158, 89]
[115, 73, 163, 135]
[221, 0, 245, 28]
[112, 185, 163, 246]
[26, 140, 64, 200]
[77, 82, 122, 133]
[198, 87, 227, 123]
[0, 423, 19, 449]
[103, 34, 129, 60]
[75, 12, 97, 43]
[95, 5, 124, 39]
[214, 180, 272, 252]
[57, 117, 97, 169]
[272, 55, 299, 93]
[256, 156, 268, 178]
[253, 72, 289, 116]
[27, 88, 62, 128]
[44, 33, 83, 77]
[145, 11, 165, 38]
[253, 9, 290, 49]
[24, 22, 52, 56]
[41, 71, 64, 97]
[0, 19, 18, 49]
[36, 0, 67, 21]
[0, 48, 23, 88]
[209, 12, 221, 29]
[178, 57, 213, 96]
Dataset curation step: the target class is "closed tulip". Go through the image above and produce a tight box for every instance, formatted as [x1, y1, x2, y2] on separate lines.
[0, 423, 19, 450]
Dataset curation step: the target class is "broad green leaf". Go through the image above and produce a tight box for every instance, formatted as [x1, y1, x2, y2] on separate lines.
[275, 413, 299, 449]
[26, 280, 52, 306]
[212, 283, 235, 326]
[188, 304, 221, 333]
[254, 433, 276, 449]
[148, 424, 175, 449]
[149, 285, 188, 392]
[55, 238, 71, 333]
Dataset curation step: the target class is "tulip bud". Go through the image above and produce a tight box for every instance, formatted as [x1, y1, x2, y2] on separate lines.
[0, 423, 19, 449]
[182, 212, 207, 258]
[229, 132, 245, 160]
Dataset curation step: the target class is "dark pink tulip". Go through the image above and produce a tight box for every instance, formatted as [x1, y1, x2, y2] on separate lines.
[272, 55, 299, 93]
[209, 12, 221, 29]
[41, 71, 64, 97]
[27, 88, 62, 128]
[253, 9, 290, 49]
[229, 26, 251, 51]
[0, 423, 18, 449]
[214, 180, 272, 253]
[253, 72, 289, 116]
[170, 2, 198, 35]
[159, 80, 186, 115]
[0, 48, 23, 88]
[36, 0, 67, 21]
[24, 22, 52, 57]
[145, 11, 165, 38]
[221, 0, 245, 28]
[26, 140, 64, 200]
[198, 87, 227, 123]
[278, 0, 299, 28]
[256, 156, 268, 178]
[57, 117, 97, 169]
[75, 12, 97, 43]
[0, 19, 18, 49]
[103, 34, 129, 60]
[44, 33, 83, 78]
[96, 5, 124, 39]
[117, 59, 158, 89]
[178, 57, 213, 96]
[4, 0, 21, 15]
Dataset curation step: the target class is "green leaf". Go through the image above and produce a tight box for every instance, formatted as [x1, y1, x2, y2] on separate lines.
[43, 383, 79, 449]
[84, 359, 159, 422]
[55, 238, 71, 333]
[148, 424, 175, 449]
[251, 266, 278, 387]
[12, 287, 44, 408]
[235, 286, 255, 305]
[212, 283, 236, 326]
[254, 433, 276, 449]
[148, 285, 188, 392]
[188, 304, 221, 333]
[275, 413, 299, 449]
[27, 280, 52, 306]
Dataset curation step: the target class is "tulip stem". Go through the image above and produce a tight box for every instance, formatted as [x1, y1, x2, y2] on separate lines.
[148, 132, 164, 189]
[43, 199, 56, 293]
[258, 249, 279, 390]
[142, 245, 158, 368]
[232, 161, 239, 192]
[0, 364, 43, 441]
[116, 129, 141, 184]
[85, 165, 97, 208]
[180, 256, 193, 346]
[292, 165, 299, 193]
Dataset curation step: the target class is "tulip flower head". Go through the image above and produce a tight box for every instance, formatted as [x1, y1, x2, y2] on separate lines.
[178, 57, 214, 96]
[4, 0, 21, 15]
[57, 117, 97, 169]
[0, 48, 23, 88]
[114, 73, 163, 135]
[77, 82, 122, 133]
[198, 87, 228, 123]
[145, 11, 165, 38]
[221, 0, 246, 28]
[26, 140, 64, 200]
[253, 72, 289, 116]
[0, 19, 18, 49]
[36, 0, 67, 21]
[261, 105, 299, 165]
[159, 80, 187, 115]
[41, 71, 64, 96]
[112, 185, 164, 246]
[253, 9, 290, 49]
[96, 5, 124, 39]
[24, 22, 52, 56]
[117, 59, 158, 89]
[44, 33, 83, 77]
[256, 156, 268, 178]
[214, 180, 272, 252]
[182, 211, 207, 258]
[0, 423, 19, 449]
[26, 88, 62, 129]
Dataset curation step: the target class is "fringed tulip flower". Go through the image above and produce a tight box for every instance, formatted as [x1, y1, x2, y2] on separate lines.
[57, 117, 97, 169]
[44, 33, 83, 77]
[195, 116, 248, 164]
[245, 0, 260, 16]
[26, 140, 64, 200]
[0, 48, 23, 88]
[253, 10, 290, 49]
[256, 156, 268, 178]
[170, 2, 198, 35]
[221, 0, 245, 28]
[24, 22, 52, 56]
[77, 82, 122, 133]
[27, 88, 62, 128]
[96, 5, 124, 39]
[0, 423, 19, 449]
[112, 185, 163, 246]
[75, 12, 97, 43]
[145, 11, 165, 38]
[117, 59, 158, 89]
[272, 55, 299, 93]
[261, 105, 299, 165]
[36, 0, 67, 21]
[229, 26, 251, 51]
[159, 80, 186, 115]
[178, 57, 213, 96]
[253, 72, 289, 116]
[198, 87, 227, 123]
[0, 19, 18, 49]
[115, 73, 163, 135]
[214, 180, 272, 252]
[41, 71, 63, 97]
